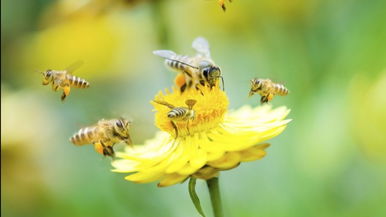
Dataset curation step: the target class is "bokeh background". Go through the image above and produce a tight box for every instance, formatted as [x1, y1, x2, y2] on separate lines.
[2, 0, 386, 216]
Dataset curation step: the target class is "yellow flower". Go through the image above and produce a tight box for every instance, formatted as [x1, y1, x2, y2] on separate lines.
[112, 85, 291, 187]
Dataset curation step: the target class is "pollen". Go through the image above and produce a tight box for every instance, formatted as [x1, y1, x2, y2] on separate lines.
[151, 85, 229, 137]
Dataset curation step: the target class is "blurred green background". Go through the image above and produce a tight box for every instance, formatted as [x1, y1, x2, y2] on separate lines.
[2, 0, 386, 216]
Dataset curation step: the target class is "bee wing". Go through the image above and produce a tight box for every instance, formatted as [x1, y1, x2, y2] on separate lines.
[192, 37, 211, 58]
[65, 60, 84, 73]
[153, 50, 199, 69]
[153, 50, 177, 59]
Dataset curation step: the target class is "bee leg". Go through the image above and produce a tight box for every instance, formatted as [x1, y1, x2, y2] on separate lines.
[267, 93, 274, 102]
[42, 80, 50, 85]
[195, 83, 205, 96]
[105, 146, 115, 157]
[52, 84, 59, 91]
[186, 120, 191, 136]
[180, 83, 187, 93]
[101, 142, 115, 157]
[61, 86, 70, 101]
[199, 80, 205, 86]
[187, 80, 193, 89]
[260, 96, 268, 104]
[60, 92, 67, 101]
[218, 0, 226, 11]
[171, 121, 178, 139]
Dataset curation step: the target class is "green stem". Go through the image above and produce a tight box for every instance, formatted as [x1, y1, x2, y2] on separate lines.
[206, 177, 223, 217]
[188, 178, 206, 217]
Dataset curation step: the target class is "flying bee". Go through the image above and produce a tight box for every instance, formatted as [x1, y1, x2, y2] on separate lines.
[249, 78, 289, 104]
[70, 118, 132, 157]
[218, 0, 233, 11]
[153, 37, 224, 92]
[41, 61, 90, 101]
[153, 99, 197, 138]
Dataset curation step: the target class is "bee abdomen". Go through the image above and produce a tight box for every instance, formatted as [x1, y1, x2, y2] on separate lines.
[167, 107, 187, 119]
[69, 75, 90, 88]
[70, 127, 95, 145]
[165, 55, 190, 71]
[274, 84, 289, 96]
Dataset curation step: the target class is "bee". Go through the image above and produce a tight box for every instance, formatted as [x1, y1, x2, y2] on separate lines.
[218, 0, 233, 11]
[153, 37, 224, 92]
[249, 78, 289, 104]
[41, 62, 90, 101]
[70, 118, 132, 157]
[153, 99, 197, 138]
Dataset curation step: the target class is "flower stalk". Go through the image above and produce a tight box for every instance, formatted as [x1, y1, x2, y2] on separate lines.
[207, 177, 223, 217]
[189, 178, 206, 217]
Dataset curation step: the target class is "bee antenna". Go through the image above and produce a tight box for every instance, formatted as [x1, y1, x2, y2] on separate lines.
[217, 76, 225, 91]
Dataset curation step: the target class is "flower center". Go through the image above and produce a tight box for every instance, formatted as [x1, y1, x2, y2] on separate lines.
[152, 85, 229, 138]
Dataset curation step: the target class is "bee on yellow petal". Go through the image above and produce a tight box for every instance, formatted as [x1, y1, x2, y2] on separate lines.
[41, 61, 90, 101]
[218, 0, 233, 11]
[249, 78, 289, 104]
[153, 99, 196, 138]
[70, 118, 132, 157]
[153, 37, 224, 92]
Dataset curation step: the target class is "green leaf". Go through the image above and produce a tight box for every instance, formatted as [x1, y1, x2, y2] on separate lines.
[188, 177, 206, 217]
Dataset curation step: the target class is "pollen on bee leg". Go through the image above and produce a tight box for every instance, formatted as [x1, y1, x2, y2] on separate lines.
[267, 93, 274, 101]
[174, 73, 186, 88]
[94, 143, 104, 155]
[63, 86, 71, 96]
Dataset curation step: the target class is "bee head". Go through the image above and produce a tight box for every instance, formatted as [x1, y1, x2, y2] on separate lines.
[202, 65, 222, 86]
[249, 79, 262, 96]
[114, 118, 132, 144]
[252, 79, 263, 89]
[43, 69, 53, 79]
[42, 69, 53, 85]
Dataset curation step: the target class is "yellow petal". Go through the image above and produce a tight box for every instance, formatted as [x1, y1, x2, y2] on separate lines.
[208, 152, 241, 170]
[193, 167, 219, 180]
[157, 174, 188, 187]
[239, 144, 269, 162]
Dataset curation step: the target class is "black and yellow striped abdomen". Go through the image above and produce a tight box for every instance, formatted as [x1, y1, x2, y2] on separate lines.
[70, 126, 97, 145]
[165, 55, 192, 73]
[67, 74, 90, 88]
[167, 107, 188, 119]
[273, 83, 289, 96]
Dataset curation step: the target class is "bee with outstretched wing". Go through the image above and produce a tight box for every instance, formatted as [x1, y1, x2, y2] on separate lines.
[153, 37, 224, 92]
[41, 61, 90, 101]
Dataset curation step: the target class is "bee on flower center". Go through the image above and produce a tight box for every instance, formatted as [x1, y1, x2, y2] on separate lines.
[70, 118, 132, 157]
[249, 78, 289, 104]
[41, 61, 90, 101]
[153, 99, 197, 138]
[153, 37, 224, 93]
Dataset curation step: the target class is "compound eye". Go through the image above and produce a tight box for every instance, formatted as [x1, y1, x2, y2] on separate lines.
[46, 70, 52, 76]
[203, 68, 209, 77]
[116, 120, 123, 128]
